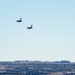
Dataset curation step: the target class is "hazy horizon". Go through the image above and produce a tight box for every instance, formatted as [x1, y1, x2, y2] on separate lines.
[0, 0, 75, 62]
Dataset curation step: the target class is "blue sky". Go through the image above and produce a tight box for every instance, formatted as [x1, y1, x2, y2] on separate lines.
[0, 0, 75, 62]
